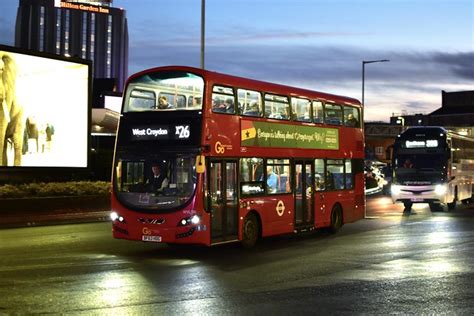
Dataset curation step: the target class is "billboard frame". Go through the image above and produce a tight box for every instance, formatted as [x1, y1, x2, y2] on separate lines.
[0, 44, 92, 183]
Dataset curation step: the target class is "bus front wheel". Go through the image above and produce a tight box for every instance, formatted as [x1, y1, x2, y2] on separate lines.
[241, 213, 259, 248]
[403, 202, 412, 212]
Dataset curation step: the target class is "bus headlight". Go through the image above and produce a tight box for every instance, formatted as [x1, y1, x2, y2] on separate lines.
[110, 211, 119, 221]
[110, 212, 125, 223]
[178, 214, 200, 226]
[435, 185, 447, 195]
[391, 185, 401, 195]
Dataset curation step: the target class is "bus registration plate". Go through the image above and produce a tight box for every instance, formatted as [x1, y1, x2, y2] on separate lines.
[411, 197, 423, 202]
[142, 235, 162, 242]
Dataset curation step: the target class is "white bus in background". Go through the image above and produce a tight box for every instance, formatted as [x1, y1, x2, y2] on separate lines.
[391, 126, 474, 212]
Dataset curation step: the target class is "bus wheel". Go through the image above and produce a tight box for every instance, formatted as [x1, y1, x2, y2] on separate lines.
[242, 213, 259, 248]
[403, 202, 412, 213]
[329, 205, 343, 233]
[447, 189, 457, 210]
[429, 202, 443, 212]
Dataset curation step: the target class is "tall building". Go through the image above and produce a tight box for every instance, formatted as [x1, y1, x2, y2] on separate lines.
[15, 0, 128, 91]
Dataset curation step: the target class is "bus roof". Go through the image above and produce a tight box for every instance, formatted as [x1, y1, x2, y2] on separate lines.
[127, 65, 362, 107]
[398, 126, 474, 142]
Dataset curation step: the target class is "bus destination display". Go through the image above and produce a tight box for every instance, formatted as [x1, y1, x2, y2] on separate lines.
[130, 124, 191, 141]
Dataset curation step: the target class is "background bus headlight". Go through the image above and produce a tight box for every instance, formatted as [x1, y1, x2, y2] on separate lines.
[391, 185, 401, 195]
[435, 185, 447, 195]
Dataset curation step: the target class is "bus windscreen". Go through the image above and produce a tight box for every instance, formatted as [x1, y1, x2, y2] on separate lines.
[123, 71, 204, 113]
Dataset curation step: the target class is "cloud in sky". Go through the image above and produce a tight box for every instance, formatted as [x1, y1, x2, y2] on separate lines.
[0, 0, 471, 122]
[128, 38, 473, 121]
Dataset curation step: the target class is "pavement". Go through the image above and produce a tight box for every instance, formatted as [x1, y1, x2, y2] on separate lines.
[0, 207, 110, 229]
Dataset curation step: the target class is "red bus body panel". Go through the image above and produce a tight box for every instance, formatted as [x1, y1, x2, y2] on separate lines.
[112, 66, 365, 246]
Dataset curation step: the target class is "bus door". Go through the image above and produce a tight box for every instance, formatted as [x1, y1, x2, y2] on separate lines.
[295, 160, 314, 228]
[209, 160, 239, 243]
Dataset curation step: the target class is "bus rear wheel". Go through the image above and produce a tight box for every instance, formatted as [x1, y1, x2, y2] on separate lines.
[241, 213, 259, 248]
[329, 205, 343, 233]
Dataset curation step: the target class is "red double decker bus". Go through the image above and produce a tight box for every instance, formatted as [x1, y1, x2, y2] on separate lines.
[111, 66, 365, 247]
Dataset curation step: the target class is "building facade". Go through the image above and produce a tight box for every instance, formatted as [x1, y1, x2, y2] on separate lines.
[390, 90, 474, 127]
[15, 0, 128, 91]
[370, 90, 474, 163]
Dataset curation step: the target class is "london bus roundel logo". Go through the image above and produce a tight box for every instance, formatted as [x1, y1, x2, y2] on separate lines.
[276, 200, 285, 216]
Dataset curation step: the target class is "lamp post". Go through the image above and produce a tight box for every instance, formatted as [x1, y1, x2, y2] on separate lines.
[362, 59, 389, 219]
[361, 59, 390, 106]
[200, 0, 205, 69]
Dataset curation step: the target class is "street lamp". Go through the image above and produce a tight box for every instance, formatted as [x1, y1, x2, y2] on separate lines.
[361, 59, 390, 106]
[362, 59, 389, 219]
[396, 116, 405, 130]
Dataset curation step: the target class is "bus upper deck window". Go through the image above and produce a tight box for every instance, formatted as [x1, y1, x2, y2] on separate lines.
[124, 71, 204, 112]
[128, 89, 156, 111]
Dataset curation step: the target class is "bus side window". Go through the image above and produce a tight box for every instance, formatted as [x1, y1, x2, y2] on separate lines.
[344, 106, 360, 128]
[240, 157, 264, 195]
[326, 159, 344, 190]
[238, 89, 262, 117]
[313, 101, 324, 124]
[291, 98, 311, 122]
[266, 159, 291, 194]
[264, 94, 290, 120]
[324, 103, 343, 125]
[315, 158, 325, 191]
[345, 159, 353, 189]
[212, 85, 235, 114]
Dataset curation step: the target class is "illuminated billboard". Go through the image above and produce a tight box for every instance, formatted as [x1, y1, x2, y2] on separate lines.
[0, 46, 90, 168]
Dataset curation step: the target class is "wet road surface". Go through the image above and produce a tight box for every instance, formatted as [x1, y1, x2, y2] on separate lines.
[1, 196, 473, 314]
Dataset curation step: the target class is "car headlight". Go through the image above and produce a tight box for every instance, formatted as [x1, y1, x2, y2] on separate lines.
[435, 184, 447, 195]
[391, 185, 401, 195]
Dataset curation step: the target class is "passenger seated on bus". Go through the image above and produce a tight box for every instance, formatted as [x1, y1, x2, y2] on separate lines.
[157, 96, 174, 109]
[269, 108, 289, 120]
[315, 174, 325, 191]
[345, 113, 358, 127]
[224, 98, 235, 113]
[244, 101, 261, 116]
[212, 96, 223, 112]
[267, 166, 278, 193]
[298, 104, 311, 122]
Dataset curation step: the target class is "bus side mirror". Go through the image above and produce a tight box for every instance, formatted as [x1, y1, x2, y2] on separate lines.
[196, 155, 206, 174]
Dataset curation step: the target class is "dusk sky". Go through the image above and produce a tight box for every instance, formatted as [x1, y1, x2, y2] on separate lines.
[0, 0, 473, 121]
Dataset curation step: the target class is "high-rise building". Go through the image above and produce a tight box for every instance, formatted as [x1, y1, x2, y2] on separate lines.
[15, 0, 128, 91]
